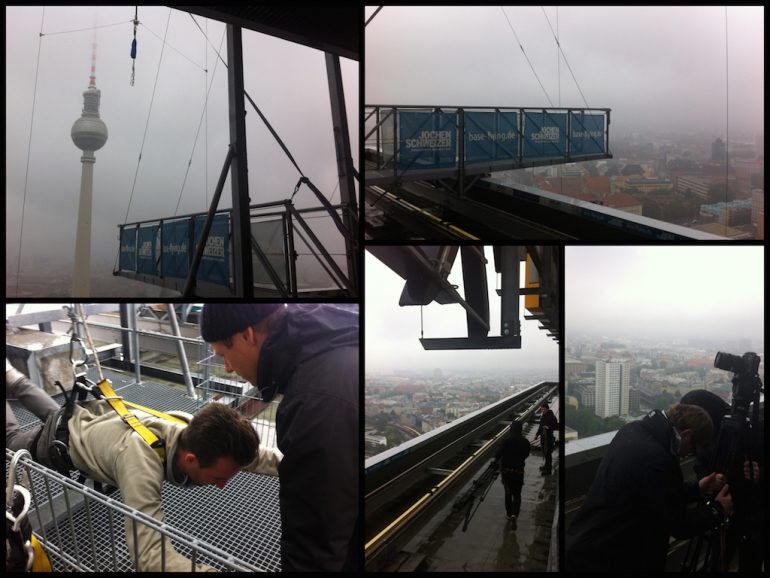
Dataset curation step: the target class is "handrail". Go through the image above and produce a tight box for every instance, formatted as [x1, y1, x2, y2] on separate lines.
[5, 448, 265, 572]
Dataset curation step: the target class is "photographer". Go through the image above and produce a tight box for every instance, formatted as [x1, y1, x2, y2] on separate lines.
[565, 403, 733, 573]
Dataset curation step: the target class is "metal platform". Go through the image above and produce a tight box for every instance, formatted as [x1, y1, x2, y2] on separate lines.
[6, 370, 282, 572]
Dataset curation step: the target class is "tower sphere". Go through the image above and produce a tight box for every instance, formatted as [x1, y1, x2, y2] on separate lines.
[71, 86, 108, 152]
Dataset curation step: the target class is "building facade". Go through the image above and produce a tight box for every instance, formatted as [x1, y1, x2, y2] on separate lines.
[594, 359, 631, 418]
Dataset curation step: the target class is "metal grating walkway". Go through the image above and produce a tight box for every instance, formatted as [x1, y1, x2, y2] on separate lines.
[7, 370, 282, 571]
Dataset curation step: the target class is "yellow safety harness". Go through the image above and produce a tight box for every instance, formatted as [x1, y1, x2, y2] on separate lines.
[67, 305, 189, 465]
[95, 378, 189, 464]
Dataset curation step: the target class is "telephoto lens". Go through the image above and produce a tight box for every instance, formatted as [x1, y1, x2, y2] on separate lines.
[714, 352, 745, 373]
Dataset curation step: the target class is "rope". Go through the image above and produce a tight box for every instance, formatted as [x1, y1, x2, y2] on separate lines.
[131, 7, 137, 86]
[172, 27, 226, 216]
[40, 18, 131, 37]
[187, 11, 350, 234]
[76, 304, 104, 382]
[120, 7, 172, 227]
[189, 13, 310, 180]
[15, 7, 45, 297]
[139, 20, 206, 72]
[500, 7, 553, 107]
[540, 6, 590, 108]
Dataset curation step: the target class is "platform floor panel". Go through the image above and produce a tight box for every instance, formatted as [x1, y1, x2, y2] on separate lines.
[401, 429, 557, 572]
[7, 371, 282, 571]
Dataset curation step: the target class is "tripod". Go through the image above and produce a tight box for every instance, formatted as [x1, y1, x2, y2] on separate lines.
[681, 352, 763, 573]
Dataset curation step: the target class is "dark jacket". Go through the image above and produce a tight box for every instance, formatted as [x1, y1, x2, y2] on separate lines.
[256, 304, 359, 572]
[565, 410, 724, 573]
[536, 409, 558, 447]
[496, 432, 531, 470]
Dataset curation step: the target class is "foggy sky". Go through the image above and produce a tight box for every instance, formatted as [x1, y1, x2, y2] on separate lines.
[365, 248, 559, 376]
[565, 246, 765, 343]
[5, 6, 358, 296]
[365, 6, 763, 137]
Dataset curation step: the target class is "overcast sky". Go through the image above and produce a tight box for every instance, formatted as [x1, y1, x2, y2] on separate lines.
[365, 5, 763, 137]
[365, 247, 559, 377]
[5, 6, 358, 295]
[565, 245, 764, 344]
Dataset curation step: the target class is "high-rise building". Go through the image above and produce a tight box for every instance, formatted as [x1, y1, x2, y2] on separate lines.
[711, 137, 726, 163]
[595, 359, 631, 418]
[71, 42, 108, 297]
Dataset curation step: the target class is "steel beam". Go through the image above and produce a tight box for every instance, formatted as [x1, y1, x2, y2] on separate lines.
[226, 24, 254, 298]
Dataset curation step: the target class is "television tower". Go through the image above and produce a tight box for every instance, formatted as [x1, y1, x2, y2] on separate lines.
[71, 39, 108, 297]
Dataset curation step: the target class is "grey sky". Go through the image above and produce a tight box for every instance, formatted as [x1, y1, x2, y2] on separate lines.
[365, 6, 763, 137]
[6, 6, 358, 296]
[365, 247, 559, 376]
[565, 246, 765, 343]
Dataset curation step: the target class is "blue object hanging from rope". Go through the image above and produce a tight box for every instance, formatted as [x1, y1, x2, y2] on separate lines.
[130, 6, 138, 85]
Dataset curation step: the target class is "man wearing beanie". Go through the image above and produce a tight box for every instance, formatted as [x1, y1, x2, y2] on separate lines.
[201, 303, 359, 572]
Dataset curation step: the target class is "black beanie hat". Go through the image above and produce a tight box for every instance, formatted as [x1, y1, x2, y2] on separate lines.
[681, 389, 730, 431]
[200, 304, 284, 342]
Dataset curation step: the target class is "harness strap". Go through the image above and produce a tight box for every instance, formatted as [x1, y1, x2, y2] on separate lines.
[95, 379, 186, 465]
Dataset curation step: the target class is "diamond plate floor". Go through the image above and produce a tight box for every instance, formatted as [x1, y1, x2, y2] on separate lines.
[6, 369, 282, 571]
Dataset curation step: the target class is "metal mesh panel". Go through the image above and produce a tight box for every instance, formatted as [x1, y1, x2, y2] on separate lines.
[162, 474, 282, 571]
[6, 375, 282, 572]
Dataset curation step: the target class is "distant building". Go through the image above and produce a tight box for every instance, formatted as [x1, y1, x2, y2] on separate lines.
[711, 137, 726, 162]
[621, 177, 673, 195]
[580, 386, 595, 410]
[677, 175, 711, 200]
[751, 189, 764, 225]
[628, 387, 641, 415]
[604, 192, 643, 215]
[595, 359, 631, 418]
[700, 199, 753, 226]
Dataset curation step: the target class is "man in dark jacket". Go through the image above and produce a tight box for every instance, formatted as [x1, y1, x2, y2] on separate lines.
[565, 404, 733, 573]
[201, 303, 359, 572]
[493, 421, 530, 519]
[534, 402, 558, 475]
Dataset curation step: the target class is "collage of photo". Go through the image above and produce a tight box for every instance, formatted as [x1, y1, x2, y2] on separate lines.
[5, 5, 765, 574]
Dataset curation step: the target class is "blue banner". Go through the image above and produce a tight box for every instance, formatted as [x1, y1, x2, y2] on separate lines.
[136, 225, 159, 276]
[398, 111, 457, 170]
[119, 226, 137, 272]
[161, 220, 190, 279]
[465, 111, 519, 164]
[523, 112, 567, 158]
[570, 113, 605, 156]
[193, 214, 230, 286]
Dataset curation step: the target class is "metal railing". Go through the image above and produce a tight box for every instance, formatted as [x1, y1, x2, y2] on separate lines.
[196, 345, 280, 450]
[115, 201, 353, 297]
[365, 105, 611, 191]
[5, 449, 266, 572]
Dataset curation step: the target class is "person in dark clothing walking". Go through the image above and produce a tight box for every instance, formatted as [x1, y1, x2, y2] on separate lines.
[565, 403, 733, 573]
[201, 303, 360, 572]
[493, 421, 530, 519]
[534, 402, 558, 475]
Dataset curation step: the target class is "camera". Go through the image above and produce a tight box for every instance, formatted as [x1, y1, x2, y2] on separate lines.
[714, 351, 762, 419]
[714, 351, 760, 377]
